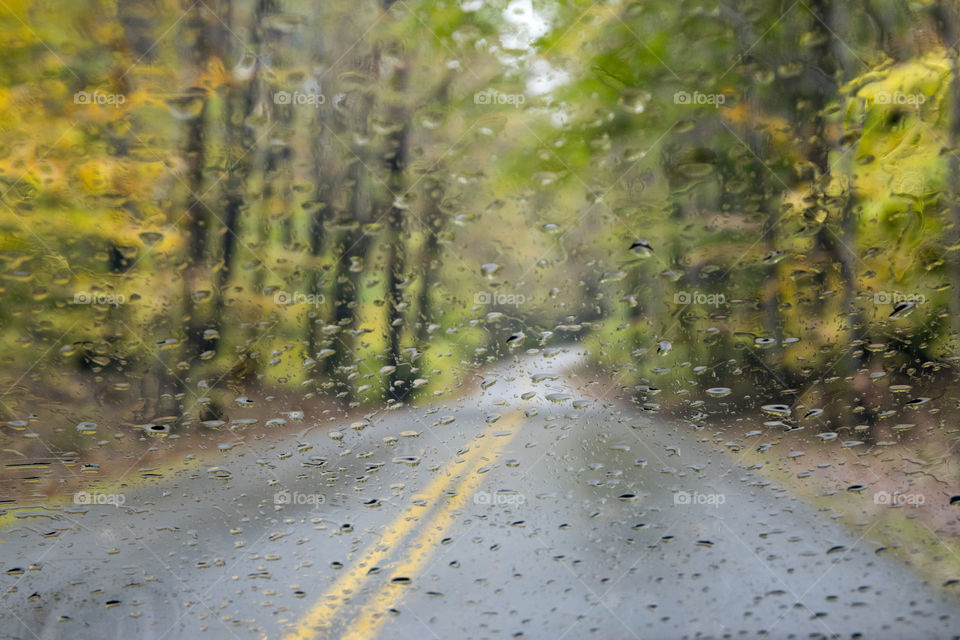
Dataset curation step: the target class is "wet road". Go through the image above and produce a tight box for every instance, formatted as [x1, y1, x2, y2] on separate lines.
[1, 347, 958, 639]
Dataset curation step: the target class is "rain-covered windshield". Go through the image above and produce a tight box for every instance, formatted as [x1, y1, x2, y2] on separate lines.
[1, 1, 959, 638]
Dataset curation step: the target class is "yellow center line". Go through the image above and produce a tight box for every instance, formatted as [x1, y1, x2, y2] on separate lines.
[285, 412, 524, 640]
[341, 416, 524, 640]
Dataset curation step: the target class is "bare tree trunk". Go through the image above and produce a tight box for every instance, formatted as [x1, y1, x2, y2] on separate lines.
[934, 2, 960, 351]
[323, 34, 381, 402]
[305, 5, 330, 356]
[165, 3, 215, 419]
[804, 0, 880, 432]
[325, 152, 373, 399]
[210, 0, 262, 367]
[414, 178, 445, 347]
[410, 75, 454, 355]
[382, 61, 410, 397]
[726, 3, 783, 370]
[305, 198, 327, 356]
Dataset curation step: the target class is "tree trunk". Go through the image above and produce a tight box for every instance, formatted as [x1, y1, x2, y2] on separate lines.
[383, 62, 410, 398]
[934, 2, 960, 351]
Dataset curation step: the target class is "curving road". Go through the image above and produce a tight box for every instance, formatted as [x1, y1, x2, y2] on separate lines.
[1, 347, 958, 639]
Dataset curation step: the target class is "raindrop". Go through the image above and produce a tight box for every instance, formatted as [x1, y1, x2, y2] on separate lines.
[531, 373, 559, 383]
[761, 404, 791, 418]
[165, 92, 206, 120]
[629, 239, 653, 256]
[618, 88, 651, 114]
[600, 270, 626, 283]
[763, 251, 785, 264]
[889, 301, 917, 319]
[480, 263, 501, 277]
[76, 422, 97, 435]
[138, 231, 164, 244]
[145, 424, 170, 437]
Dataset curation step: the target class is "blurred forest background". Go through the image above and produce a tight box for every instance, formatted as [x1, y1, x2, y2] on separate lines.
[2, 0, 960, 473]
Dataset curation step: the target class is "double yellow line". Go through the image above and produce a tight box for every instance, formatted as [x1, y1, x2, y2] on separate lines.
[285, 412, 524, 640]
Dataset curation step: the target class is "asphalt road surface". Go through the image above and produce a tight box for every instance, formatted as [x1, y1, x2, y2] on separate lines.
[2, 347, 958, 639]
